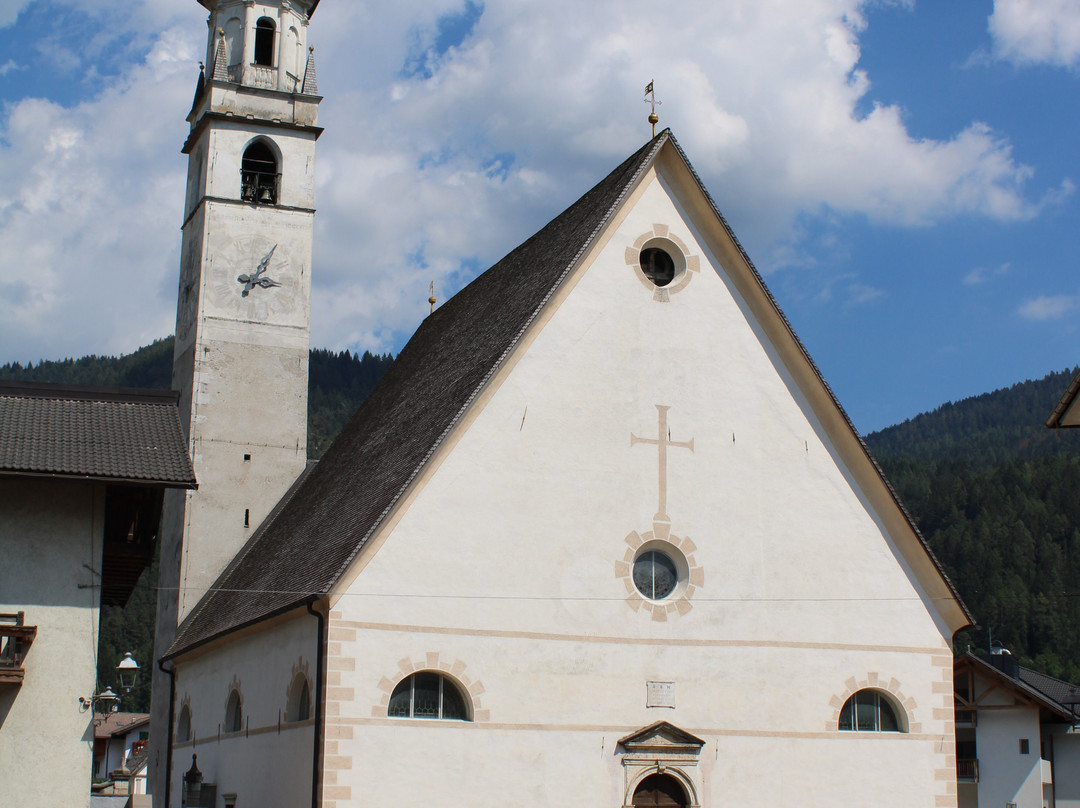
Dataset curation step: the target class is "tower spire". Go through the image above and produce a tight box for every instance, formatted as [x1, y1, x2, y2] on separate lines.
[644, 80, 661, 138]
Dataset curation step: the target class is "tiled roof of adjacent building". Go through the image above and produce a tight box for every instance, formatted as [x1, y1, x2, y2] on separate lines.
[93, 712, 151, 741]
[1019, 666, 1080, 714]
[0, 382, 196, 488]
[1045, 367, 1080, 428]
[167, 130, 970, 658]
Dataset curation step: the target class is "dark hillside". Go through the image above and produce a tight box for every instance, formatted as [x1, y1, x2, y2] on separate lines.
[0, 338, 393, 460]
[866, 367, 1080, 467]
[866, 368, 1080, 682]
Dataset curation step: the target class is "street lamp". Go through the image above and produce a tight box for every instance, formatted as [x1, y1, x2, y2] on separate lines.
[78, 652, 139, 713]
[117, 652, 139, 694]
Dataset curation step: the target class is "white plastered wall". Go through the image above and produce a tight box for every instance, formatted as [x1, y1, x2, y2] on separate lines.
[321, 164, 959, 807]
[1047, 725, 1080, 807]
[169, 611, 317, 808]
[0, 478, 105, 808]
[975, 707, 1044, 808]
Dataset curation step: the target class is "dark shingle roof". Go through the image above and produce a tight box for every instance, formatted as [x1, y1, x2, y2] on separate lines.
[1045, 368, 1080, 428]
[168, 130, 970, 657]
[0, 382, 196, 488]
[1020, 666, 1080, 713]
[167, 133, 667, 657]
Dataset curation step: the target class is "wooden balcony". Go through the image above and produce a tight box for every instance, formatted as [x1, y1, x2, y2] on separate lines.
[957, 758, 979, 783]
[0, 612, 36, 686]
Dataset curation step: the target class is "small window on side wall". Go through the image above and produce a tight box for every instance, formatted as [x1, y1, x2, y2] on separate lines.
[286, 673, 311, 723]
[388, 672, 469, 721]
[177, 704, 192, 742]
[838, 689, 902, 733]
[225, 689, 243, 733]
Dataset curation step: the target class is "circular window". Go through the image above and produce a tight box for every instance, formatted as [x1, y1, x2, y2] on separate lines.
[633, 549, 679, 600]
[640, 247, 676, 287]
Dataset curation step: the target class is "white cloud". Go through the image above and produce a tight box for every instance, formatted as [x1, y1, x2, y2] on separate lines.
[964, 262, 1010, 285]
[0, 58, 21, 75]
[989, 0, 1080, 67]
[0, 0, 1066, 365]
[0, 0, 32, 29]
[1018, 294, 1079, 320]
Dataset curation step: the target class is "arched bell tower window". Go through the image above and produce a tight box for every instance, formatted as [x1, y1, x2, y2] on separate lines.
[241, 140, 279, 205]
[633, 774, 688, 807]
[254, 18, 276, 67]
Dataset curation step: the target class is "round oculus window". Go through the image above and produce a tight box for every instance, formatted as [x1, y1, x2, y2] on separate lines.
[639, 247, 676, 287]
[633, 549, 678, 600]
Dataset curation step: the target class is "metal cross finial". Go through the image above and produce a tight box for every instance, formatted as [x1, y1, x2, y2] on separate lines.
[644, 80, 662, 137]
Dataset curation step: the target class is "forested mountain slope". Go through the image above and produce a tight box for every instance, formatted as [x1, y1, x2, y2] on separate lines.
[866, 367, 1080, 682]
[0, 337, 393, 459]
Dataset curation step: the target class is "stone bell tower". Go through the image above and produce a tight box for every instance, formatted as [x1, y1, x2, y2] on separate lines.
[150, 0, 322, 799]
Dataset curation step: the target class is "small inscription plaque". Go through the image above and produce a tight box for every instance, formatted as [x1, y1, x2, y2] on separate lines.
[647, 681, 675, 708]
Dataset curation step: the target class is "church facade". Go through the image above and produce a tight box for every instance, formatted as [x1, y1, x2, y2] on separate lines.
[153, 3, 972, 807]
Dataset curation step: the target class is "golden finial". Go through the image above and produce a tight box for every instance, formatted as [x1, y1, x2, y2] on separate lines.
[644, 80, 661, 138]
[218, 27, 225, 38]
[428, 280, 437, 315]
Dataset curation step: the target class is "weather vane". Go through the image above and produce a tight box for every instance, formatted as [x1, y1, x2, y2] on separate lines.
[644, 80, 661, 137]
[428, 280, 437, 315]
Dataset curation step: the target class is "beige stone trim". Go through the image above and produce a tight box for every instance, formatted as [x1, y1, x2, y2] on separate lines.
[828, 673, 916, 732]
[325, 714, 945, 741]
[332, 618, 946, 655]
[616, 529, 702, 620]
[626, 224, 700, 302]
[373, 653, 488, 722]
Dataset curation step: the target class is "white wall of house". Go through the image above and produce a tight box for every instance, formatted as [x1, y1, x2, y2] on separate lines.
[0, 478, 105, 808]
[316, 165, 961, 807]
[976, 707, 1044, 808]
[1047, 725, 1080, 808]
[169, 612, 317, 807]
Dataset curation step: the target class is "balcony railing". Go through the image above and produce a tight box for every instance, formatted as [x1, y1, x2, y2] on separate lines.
[0, 612, 36, 686]
[957, 758, 979, 782]
[250, 64, 276, 89]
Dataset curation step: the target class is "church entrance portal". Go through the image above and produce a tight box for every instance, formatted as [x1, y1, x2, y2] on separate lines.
[632, 773, 688, 807]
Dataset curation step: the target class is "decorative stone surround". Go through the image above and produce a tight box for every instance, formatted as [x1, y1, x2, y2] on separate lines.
[827, 673, 919, 733]
[373, 652, 489, 722]
[616, 529, 703, 621]
[625, 224, 700, 302]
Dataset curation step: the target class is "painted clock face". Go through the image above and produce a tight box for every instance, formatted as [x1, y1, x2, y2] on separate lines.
[209, 235, 299, 321]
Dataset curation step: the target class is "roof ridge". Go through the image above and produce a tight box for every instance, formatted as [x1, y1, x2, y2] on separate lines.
[0, 380, 180, 405]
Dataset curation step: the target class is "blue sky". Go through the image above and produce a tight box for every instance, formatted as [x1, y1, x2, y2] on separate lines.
[0, 0, 1077, 433]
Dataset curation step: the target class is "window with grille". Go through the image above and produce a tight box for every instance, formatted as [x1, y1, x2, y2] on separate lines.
[388, 672, 469, 721]
[838, 689, 903, 732]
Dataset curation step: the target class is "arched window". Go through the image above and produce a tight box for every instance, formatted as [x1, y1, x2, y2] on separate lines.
[254, 17, 275, 67]
[838, 689, 903, 732]
[176, 704, 192, 742]
[224, 689, 243, 733]
[241, 141, 279, 204]
[633, 774, 688, 807]
[388, 672, 470, 720]
[286, 673, 311, 722]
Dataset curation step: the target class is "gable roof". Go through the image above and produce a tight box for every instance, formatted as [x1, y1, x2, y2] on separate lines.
[0, 382, 196, 488]
[167, 130, 970, 658]
[960, 652, 1080, 721]
[1045, 368, 1080, 428]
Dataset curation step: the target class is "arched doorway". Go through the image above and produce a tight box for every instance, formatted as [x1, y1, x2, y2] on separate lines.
[632, 773, 688, 807]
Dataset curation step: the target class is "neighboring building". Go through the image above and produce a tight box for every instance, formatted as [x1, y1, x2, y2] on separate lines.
[149, 5, 977, 807]
[954, 650, 1080, 808]
[0, 382, 195, 808]
[1046, 369, 1080, 429]
[93, 712, 150, 784]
